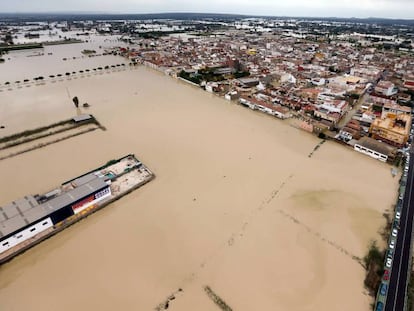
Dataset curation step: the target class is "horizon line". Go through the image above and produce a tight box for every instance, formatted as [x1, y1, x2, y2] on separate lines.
[0, 11, 413, 21]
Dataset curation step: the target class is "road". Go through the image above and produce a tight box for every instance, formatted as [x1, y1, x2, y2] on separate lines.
[385, 147, 414, 311]
[337, 92, 369, 129]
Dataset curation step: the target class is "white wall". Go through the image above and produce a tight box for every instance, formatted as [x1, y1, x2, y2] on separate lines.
[0, 217, 53, 254]
[354, 144, 388, 162]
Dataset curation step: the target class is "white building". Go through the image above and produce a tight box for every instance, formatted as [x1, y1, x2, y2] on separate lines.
[311, 78, 326, 86]
[375, 81, 398, 97]
[280, 73, 296, 84]
[354, 137, 395, 162]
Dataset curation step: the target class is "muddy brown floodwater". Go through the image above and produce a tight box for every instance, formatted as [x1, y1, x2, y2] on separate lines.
[0, 65, 398, 311]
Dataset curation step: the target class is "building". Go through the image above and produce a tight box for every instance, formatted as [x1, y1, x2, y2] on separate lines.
[354, 137, 396, 162]
[381, 102, 411, 119]
[237, 77, 260, 88]
[404, 77, 414, 91]
[314, 109, 342, 125]
[239, 96, 291, 119]
[350, 66, 381, 81]
[224, 91, 239, 101]
[0, 173, 111, 255]
[369, 113, 411, 147]
[73, 114, 93, 123]
[317, 100, 348, 115]
[375, 80, 398, 97]
[311, 78, 325, 86]
[338, 120, 361, 141]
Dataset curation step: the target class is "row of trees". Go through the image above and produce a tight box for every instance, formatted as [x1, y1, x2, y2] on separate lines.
[2, 62, 138, 86]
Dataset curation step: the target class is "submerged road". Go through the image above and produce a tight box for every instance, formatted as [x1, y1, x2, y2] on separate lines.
[385, 147, 414, 311]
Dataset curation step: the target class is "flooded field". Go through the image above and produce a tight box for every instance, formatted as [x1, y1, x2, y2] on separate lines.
[0, 34, 126, 84]
[0, 58, 398, 311]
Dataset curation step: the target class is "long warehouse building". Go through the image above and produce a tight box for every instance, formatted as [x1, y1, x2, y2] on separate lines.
[0, 174, 111, 255]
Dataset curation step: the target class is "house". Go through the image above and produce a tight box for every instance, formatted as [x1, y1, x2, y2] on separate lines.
[317, 99, 348, 115]
[403, 77, 414, 91]
[314, 109, 342, 125]
[375, 80, 398, 97]
[225, 91, 239, 101]
[205, 82, 219, 93]
[239, 96, 291, 119]
[338, 120, 361, 141]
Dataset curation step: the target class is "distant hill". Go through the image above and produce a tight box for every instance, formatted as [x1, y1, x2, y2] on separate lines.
[0, 12, 413, 26]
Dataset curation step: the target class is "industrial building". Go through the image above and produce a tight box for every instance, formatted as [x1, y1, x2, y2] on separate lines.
[354, 137, 397, 162]
[0, 173, 111, 255]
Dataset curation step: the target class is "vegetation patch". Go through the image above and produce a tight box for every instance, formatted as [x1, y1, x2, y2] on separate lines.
[363, 241, 385, 296]
[204, 286, 233, 311]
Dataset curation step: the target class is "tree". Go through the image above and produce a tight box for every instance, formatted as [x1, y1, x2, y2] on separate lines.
[72, 96, 79, 108]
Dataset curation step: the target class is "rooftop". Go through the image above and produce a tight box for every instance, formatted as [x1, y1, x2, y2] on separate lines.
[0, 177, 108, 239]
[383, 102, 411, 114]
[356, 137, 396, 156]
[73, 114, 93, 123]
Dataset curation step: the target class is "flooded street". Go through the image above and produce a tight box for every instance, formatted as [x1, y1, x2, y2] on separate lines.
[0, 55, 399, 311]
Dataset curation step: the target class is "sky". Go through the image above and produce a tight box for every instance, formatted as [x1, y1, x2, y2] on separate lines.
[0, 0, 413, 19]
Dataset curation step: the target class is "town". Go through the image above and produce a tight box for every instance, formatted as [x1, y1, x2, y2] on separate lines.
[1, 13, 414, 311]
[2, 15, 413, 163]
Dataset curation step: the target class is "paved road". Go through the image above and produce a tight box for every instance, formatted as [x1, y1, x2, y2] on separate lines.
[385, 148, 414, 311]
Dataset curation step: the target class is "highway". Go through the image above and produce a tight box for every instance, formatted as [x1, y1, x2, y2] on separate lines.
[385, 147, 414, 311]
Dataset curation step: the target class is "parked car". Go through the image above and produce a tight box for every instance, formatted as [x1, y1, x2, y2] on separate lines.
[383, 269, 390, 281]
[392, 228, 398, 237]
[396, 211, 401, 220]
[376, 301, 384, 311]
[386, 258, 392, 268]
[389, 239, 396, 249]
[380, 283, 388, 296]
